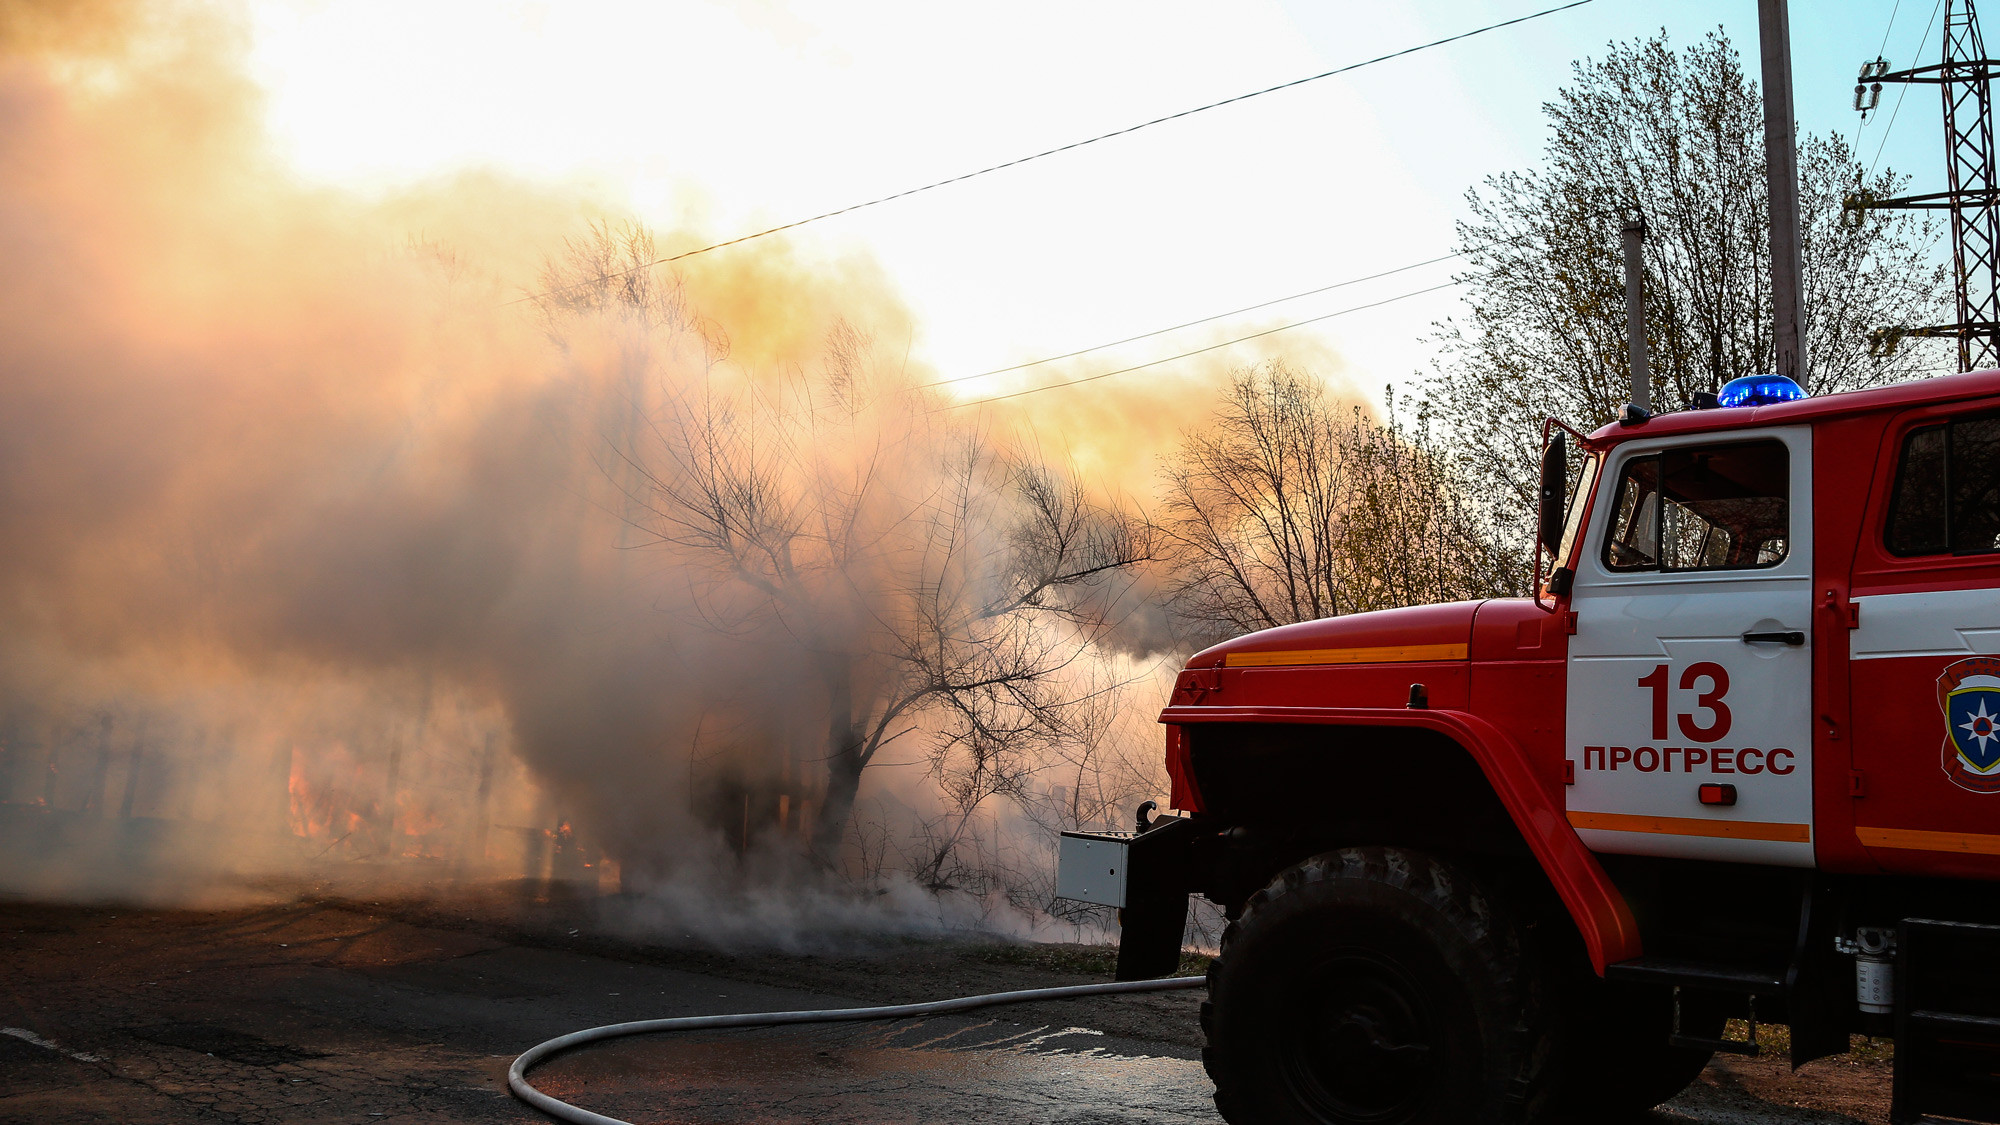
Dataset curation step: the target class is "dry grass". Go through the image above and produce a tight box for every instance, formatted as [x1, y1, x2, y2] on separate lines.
[1723, 1019, 1895, 1063]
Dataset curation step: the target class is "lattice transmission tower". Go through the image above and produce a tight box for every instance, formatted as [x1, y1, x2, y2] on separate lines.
[1855, 0, 2000, 372]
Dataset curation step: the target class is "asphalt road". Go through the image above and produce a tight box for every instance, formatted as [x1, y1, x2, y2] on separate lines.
[0, 896, 1891, 1124]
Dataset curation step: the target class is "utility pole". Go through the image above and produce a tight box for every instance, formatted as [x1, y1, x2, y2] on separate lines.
[1759, 0, 1807, 383]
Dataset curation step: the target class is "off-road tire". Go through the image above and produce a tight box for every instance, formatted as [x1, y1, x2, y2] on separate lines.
[1547, 981, 1723, 1119]
[1201, 847, 1552, 1125]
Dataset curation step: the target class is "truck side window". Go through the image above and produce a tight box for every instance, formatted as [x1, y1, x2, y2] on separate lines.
[1957, 418, 2000, 551]
[1603, 440, 1789, 572]
[1887, 414, 2000, 555]
[1887, 426, 1947, 553]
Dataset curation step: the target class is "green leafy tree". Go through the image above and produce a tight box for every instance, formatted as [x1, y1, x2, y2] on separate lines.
[1429, 29, 1948, 539]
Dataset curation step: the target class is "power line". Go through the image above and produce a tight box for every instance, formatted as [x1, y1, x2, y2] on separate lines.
[1881, 0, 1911, 54]
[1872, 0, 1947, 177]
[935, 280, 1462, 411]
[917, 253, 1462, 390]
[508, 0, 1599, 307]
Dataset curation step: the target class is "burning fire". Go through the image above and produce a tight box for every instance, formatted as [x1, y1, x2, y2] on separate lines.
[287, 743, 371, 848]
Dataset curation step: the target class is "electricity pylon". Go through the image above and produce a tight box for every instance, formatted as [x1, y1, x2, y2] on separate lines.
[1854, 0, 2000, 372]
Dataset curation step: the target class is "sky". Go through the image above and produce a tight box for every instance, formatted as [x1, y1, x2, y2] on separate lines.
[239, 0, 1952, 409]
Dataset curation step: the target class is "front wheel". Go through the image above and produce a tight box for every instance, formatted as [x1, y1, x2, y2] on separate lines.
[1201, 847, 1551, 1125]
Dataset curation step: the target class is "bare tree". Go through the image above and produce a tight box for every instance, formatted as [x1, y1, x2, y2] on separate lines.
[623, 338, 1153, 860]
[1016, 672, 1163, 839]
[1003, 669, 1173, 921]
[1429, 29, 1948, 539]
[1160, 361, 1515, 645]
[1161, 364, 1350, 634]
[1331, 393, 1522, 607]
[531, 220, 720, 348]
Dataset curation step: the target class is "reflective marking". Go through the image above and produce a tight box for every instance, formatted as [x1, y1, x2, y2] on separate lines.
[1855, 825, 2000, 855]
[1567, 810, 1811, 842]
[1222, 643, 1468, 668]
[1852, 589, 2000, 660]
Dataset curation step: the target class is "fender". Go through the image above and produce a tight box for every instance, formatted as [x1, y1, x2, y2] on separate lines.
[1159, 703, 1642, 974]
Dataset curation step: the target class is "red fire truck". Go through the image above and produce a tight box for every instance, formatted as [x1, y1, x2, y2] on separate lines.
[1063, 370, 2000, 1124]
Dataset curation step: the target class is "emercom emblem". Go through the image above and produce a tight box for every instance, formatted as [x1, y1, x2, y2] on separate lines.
[1939, 656, 2000, 793]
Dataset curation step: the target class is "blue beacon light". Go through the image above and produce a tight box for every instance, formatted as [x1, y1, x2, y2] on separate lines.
[1715, 373, 1809, 408]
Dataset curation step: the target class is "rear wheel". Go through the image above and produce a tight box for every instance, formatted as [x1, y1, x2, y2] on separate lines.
[1201, 847, 1551, 1125]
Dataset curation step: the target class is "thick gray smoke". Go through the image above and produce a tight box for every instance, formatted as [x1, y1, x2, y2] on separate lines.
[0, 5, 1173, 937]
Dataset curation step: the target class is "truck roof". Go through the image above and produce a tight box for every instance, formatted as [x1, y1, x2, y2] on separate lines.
[1583, 368, 2000, 447]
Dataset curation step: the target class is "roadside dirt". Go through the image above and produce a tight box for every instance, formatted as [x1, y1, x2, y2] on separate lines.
[0, 885, 1899, 1124]
[353, 881, 1213, 1053]
[366, 883, 1899, 1123]
[1666, 1023, 1894, 1125]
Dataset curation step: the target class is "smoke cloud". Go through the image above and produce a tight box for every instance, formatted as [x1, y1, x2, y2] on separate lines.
[0, 4, 1364, 945]
[0, 5, 812, 899]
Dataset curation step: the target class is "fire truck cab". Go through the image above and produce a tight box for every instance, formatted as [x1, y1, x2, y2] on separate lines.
[1064, 370, 2000, 1124]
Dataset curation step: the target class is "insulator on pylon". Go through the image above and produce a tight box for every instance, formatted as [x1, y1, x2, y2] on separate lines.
[1854, 58, 1887, 114]
[1868, 325, 1909, 358]
[1841, 191, 1875, 229]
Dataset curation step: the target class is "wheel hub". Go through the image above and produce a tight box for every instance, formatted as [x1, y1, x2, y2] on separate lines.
[1283, 955, 1438, 1123]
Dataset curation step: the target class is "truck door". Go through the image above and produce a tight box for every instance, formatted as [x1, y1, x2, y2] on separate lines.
[1848, 407, 2000, 878]
[1565, 426, 1816, 867]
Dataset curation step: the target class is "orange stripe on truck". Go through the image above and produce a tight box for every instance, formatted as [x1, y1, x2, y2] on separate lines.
[1567, 810, 1811, 843]
[1223, 643, 1469, 668]
[1856, 825, 2000, 855]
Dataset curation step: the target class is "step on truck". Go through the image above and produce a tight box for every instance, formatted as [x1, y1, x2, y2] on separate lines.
[1058, 370, 2000, 1124]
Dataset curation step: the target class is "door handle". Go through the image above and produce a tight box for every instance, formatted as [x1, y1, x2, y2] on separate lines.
[1742, 630, 1805, 646]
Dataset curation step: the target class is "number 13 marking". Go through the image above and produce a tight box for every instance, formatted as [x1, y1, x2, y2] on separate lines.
[1637, 662, 1733, 742]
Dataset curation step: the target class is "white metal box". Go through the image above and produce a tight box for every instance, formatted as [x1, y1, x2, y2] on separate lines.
[1055, 830, 1132, 907]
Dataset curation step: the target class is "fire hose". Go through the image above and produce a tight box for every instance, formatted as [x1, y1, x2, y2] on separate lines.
[508, 975, 1209, 1125]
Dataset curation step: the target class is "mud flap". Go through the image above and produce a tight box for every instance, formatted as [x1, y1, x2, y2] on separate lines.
[1787, 879, 1853, 1068]
[1115, 815, 1197, 981]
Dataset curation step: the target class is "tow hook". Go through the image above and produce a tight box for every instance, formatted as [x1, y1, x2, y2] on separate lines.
[1136, 801, 1158, 832]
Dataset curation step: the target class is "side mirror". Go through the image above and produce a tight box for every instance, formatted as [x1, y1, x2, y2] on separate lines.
[1537, 431, 1567, 555]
